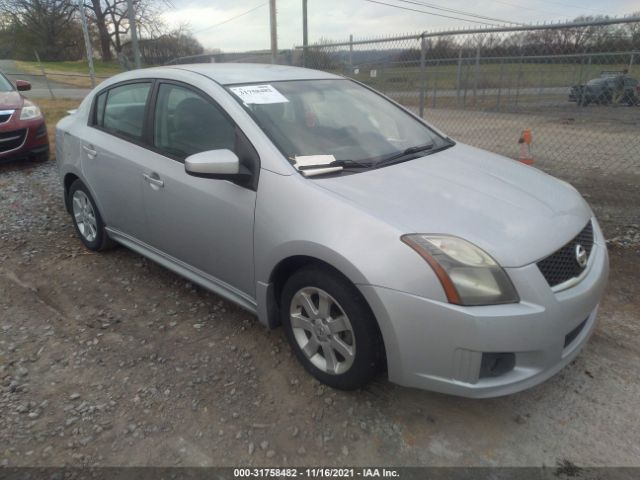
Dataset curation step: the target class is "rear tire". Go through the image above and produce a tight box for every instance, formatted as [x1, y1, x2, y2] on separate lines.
[68, 179, 115, 251]
[280, 265, 384, 390]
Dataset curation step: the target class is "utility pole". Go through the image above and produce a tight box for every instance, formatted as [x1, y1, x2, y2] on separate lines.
[126, 0, 142, 69]
[77, 0, 96, 87]
[270, 0, 277, 64]
[302, 0, 308, 66]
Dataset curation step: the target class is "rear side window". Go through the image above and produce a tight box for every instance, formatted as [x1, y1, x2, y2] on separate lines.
[97, 82, 151, 140]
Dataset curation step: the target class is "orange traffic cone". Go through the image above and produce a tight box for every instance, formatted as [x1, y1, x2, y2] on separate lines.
[518, 129, 534, 165]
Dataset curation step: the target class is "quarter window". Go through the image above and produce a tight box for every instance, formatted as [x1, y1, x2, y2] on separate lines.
[153, 83, 236, 159]
[99, 82, 151, 140]
[94, 91, 107, 126]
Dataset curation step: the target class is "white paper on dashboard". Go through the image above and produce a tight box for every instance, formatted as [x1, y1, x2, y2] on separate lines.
[229, 84, 289, 104]
[293, 154, 336, 168]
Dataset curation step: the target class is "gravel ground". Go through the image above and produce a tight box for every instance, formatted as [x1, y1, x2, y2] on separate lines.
[426, 106, 640, 231]
[1, 160, 639, 468]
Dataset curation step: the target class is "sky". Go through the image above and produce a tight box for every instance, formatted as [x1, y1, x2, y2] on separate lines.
[160, 0, 639, 52]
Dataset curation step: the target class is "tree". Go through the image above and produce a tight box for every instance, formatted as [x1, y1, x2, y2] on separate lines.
[83, 0, 168, 61]
[123, 28, 203, 65]
[0, 0, 84, 61]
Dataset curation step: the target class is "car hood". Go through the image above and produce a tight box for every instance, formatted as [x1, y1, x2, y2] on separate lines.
[0, 90, 23, 110]
[314, 143, 592, 267]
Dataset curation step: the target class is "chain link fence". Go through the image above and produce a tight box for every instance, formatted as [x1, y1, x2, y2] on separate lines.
[3, 71, 110, 100]
[296, 17, 640, 235]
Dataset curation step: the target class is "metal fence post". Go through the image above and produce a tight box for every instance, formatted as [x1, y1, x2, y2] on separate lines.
[78, 0, 96, 88]
[456, 49, 462, 106]
[515, 53, 523, 107]
[473, 43, 480, 104]
[349, 34, 353, 71]
[34, 50, 55, 100]
[431, 59, 439, 108]
[419, 34, 426, 118]
[496, 59, 504, 110]
[579, 55, 592, 106]
[269, 0, 278, 64]
[380, 65, 386, 94]
[463, 61, 469, 107]
[126, 0, 142, 69]
[302, 0, 308, 67]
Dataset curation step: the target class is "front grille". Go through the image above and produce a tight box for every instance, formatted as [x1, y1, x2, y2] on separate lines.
[537, 221, 594, 288]
[0, 128, 27, 153]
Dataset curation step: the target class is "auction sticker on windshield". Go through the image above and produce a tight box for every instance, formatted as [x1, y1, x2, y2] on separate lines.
[229, 84, 289, 104]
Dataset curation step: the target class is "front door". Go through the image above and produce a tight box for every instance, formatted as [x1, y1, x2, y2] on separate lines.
[140, 81, 258, 298]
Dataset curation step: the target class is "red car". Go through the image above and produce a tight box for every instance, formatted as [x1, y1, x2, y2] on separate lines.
[0, 72, 49, 163]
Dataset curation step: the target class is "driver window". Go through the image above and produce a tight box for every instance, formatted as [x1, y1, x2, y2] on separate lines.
[154, 83, 235, 159]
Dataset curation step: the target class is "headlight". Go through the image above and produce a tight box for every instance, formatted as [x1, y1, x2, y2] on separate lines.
[401, 234, 519, 306]
[20, 103, 42, 120]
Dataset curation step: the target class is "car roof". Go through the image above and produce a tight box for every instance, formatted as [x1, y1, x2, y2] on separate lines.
[152, 63, 342, 85]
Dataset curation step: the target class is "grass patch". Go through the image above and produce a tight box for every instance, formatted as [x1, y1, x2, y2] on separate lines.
[17, 60, 122, 76]
[15, 60, 122, 88]
[36, 99, 81, 160]
[341, 61, 637, 92]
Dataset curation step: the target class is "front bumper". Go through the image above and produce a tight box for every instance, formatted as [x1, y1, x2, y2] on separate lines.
[360, 222, 609, 398]
[0, 118, 49, 162]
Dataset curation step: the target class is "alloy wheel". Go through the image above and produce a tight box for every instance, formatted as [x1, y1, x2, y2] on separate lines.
[289, 287, 356, 375]
[72, 190, 98, 243]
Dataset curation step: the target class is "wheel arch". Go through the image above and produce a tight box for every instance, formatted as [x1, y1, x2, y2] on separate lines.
[62, 170, 107, 225]
[259, 251, 383, 343]
[63, 172, 80, 213]
[261, 253, 387, 367]
[270, 255, 355, 314]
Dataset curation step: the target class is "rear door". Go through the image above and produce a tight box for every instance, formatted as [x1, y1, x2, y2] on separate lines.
[139, 81, 259, 298]
[79, 81, 154, 241]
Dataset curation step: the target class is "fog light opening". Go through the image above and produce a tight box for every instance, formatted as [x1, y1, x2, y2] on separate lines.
[480, 352, 515, 378]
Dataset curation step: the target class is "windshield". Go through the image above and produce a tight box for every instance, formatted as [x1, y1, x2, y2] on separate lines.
[0, 74, 14, 92]
[227, 79, 448, 166]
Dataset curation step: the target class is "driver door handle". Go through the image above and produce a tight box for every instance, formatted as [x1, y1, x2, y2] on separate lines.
[82, 144, 97, 158]
[143, 172, 164, 188]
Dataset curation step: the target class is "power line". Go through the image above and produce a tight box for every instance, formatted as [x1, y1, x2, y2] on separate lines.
[392, 0, 523, 26]
[523, 0, 609, 15]
[193, 2, 269, 34]
[364, 0, 503, 27]
[489, 0, 565, 18]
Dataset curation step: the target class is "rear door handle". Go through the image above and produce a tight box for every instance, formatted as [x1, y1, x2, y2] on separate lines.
[143, 172, 164, 188]
[82, 144, 97, 158]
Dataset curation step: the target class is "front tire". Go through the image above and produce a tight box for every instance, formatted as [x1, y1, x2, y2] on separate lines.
[68, 179, 115, 251]
[280, 266, 384, 390]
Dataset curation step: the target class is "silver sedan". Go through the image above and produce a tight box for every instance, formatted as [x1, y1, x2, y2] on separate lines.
[55, 64, 608, 397]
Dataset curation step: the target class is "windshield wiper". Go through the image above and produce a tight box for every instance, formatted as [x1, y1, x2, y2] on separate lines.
[375, 141, 457, 168]
[330, 159, 372, 169]
[374, 143, 435, 167]
[292, 157, 371, 177]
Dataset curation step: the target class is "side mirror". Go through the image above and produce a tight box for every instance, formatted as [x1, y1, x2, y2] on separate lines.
[185, 149, 250, 180]
[15, 80, 31, 91]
